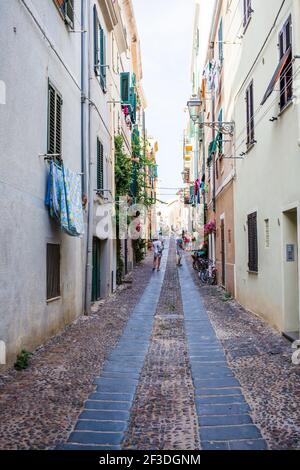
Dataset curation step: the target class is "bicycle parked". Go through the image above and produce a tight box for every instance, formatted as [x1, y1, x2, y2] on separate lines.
[199, 259, 217, 286]
[191, 250, 207, 272]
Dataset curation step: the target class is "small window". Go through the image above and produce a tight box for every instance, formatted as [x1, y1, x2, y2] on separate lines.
[248, 212, 258, 272]
[279, 16, 293, 110]
[47, 244, 61, 300]
[93, 5, 107, 92]
[97, 138, 104, 194]
[246, 81, 255, 147]
[265, 219, 270, 248]
[243, 0, 252, 28]
[48, 83, 63, 159]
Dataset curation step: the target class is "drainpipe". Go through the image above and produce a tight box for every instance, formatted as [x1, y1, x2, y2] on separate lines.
[294, 0, 300, 148]
[82, 0, 93, 315]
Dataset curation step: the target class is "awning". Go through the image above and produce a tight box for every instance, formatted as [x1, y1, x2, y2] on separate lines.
[260, 46, 291, 106]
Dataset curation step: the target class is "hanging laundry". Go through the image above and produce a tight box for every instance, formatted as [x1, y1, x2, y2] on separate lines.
[62, 166, 84, 237]
[45, 161, 63, 223]
[45, 162, 84, 237]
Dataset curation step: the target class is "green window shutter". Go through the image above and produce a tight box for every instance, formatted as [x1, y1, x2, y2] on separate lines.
[97, 138, 104, 193]
[93, 5, 100, 74]
[100, 27, 106, 91]
[48, 83, 62, 159]
[120, 73, 130, 103]
[129, 87, 137, 123]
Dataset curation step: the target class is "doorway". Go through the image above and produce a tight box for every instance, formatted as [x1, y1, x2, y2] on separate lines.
[92, 237, 101, 302]
[221, 218, 226, 287]
[283, 208, 299, 340]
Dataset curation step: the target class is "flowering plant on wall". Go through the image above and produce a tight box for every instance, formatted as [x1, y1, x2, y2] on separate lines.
[204, 220, 216, 235]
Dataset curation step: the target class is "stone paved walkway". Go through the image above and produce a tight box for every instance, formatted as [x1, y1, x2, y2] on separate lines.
[60, 245, 169, 450]
[61, 239, 266, 450]
[178, 259, 266, 450]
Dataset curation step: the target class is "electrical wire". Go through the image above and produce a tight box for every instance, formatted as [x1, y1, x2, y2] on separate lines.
[21, 0, 81, 91]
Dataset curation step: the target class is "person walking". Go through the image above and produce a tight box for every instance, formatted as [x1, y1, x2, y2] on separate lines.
[176, 235, 184, 267]
[152, 236, 163, 272]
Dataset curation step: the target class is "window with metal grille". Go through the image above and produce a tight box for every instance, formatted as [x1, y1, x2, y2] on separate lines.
[243, 0, 252, 28]
[248, 212, 258, 272]
[93, 5, 107, 92]
[47, 244, 61, 300]
[246, 80, 255, 147]
[97, 138, 104, 195]
[279, 16, 293, 110]
[48, 83, 62, 159]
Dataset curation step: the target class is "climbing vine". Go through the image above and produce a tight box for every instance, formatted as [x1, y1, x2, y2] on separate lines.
[114, 135, 132, 284]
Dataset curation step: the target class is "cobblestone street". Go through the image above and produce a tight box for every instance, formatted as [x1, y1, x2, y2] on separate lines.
[0, 239, 300, 450]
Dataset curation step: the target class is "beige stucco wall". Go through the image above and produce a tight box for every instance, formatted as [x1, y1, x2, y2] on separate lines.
[233, 0, 300, 331]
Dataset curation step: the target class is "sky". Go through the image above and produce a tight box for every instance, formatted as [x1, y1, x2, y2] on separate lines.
[132, 0, 214, 202]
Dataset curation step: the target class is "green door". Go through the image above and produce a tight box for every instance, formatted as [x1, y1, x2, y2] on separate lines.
[92, 238, 101, 301]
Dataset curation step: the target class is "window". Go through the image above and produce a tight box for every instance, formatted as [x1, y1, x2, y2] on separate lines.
[93, 5, 107, 92]
[248, 212, 258, 272]
[279, 16, 293, 110]
[246, 80, 255, 147]
[54, 0, 74, 28]
[243, 0, 252, 28]
[48, 83, 62, 159]
[97, 138, 104, 194]
[265, 219, 270, 248]
[218, 19, 223, 65]
[120, 73, 130, 103]
[47, 244, 60, 300]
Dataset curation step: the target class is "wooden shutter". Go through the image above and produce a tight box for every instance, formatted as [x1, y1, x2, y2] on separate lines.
[243, 0, 251, 26]
[48, 85, 56, 155]
[100, 27, 106, 91]
[246, 81, 254, 145]
[48, 83, 62, 158]
[64, 0, 74, 28]
[218, 19, 223, 64]
[47, 244, 61, 300]
[120, 73, 130, 103]
[97, 138, 104, 193]
[279, 16, 293, 109]
[248, 212, 258, 272]
[93, 5, 100, 74]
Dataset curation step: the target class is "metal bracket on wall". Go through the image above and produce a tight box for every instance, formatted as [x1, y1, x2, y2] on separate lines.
[201, 121, 235, 136]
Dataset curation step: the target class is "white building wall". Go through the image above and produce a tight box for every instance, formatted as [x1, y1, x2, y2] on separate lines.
[0, 0, 83, 364]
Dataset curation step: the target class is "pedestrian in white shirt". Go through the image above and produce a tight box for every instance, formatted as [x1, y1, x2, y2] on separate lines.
[152, 236, 163, 272]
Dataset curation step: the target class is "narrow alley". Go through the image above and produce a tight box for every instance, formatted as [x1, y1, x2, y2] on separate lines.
[0, 239, 299, 451]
